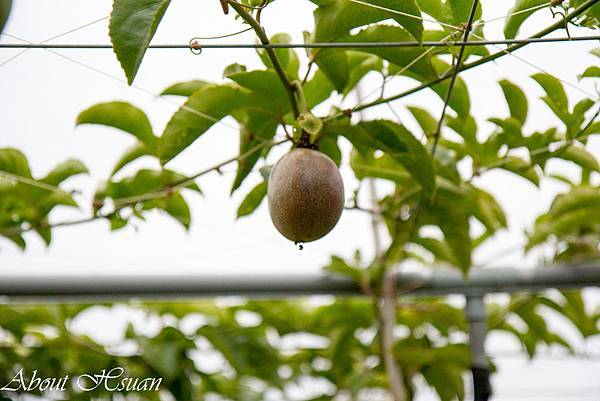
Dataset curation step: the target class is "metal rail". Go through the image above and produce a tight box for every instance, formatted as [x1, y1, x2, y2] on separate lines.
[0, 264, 599, 300]
[0, 35, 599, 50]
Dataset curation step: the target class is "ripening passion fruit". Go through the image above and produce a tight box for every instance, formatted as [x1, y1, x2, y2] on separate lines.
[268, 147, 344, 243]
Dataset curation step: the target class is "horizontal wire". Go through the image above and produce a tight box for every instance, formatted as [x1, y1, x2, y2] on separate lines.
[1, 35, 599, 49]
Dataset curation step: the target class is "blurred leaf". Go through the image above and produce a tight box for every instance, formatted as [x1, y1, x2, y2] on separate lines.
[161, 80, 211, 97]
[579, 66, 600, 79]
[110, 142, 152, 176]
[237, 181, 267, 219]
[41, 160, 88, 186]
[499, 79, 528, 125]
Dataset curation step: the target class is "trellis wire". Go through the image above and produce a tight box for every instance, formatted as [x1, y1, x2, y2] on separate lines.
[2, 35, 600, 49]
[0, 32, 240, 132]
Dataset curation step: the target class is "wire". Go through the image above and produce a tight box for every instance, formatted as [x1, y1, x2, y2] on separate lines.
[3, 35, 599, 49]
[1, 32, 239, 132]
[0, 15, 109, 69]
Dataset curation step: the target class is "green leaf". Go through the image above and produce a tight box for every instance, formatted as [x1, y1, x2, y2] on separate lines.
[488, 117, 526, 148]
[532, 73, 569, 123]
[257, 33, 299, 79]
[159, 85, 251, 164]
[527, 186, 600, 250]
[318, 135, 342, 166]
[230, 111, 277, 194]
[163, 192, 192, 229]
[579, 66, 600, 79]
[110, 142, 152, 176]
[499, 79, 528, 125]
[355, 120, 436, 194]
[311, 0, 423, 43]
[303, 70, 335, 108]
[499, 156, 540, 186]
[313, 49, 350, 93]
[350, 149, 411, 183]
[504, 0, 547, 38]
[77, 102, 157, 149]
[408, 106, 437, 136]
[447, 0, 482, 24]
[109, 0, 171, 84]
[0, 148, 32, 177]
[423, 191, 472, 273]
[161, 80, 211, 97]
[237, 181, 267, 219]
[223, 63, 248, 78]
[558, 146, 600, 172]
[343, 51, 384, 96]
[226, 69, 291, 115]
[41, 160, 88, 186]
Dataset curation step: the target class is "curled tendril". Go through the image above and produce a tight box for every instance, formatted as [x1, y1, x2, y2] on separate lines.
[189, 39, 203, 55]
[550, 5, 572, 39]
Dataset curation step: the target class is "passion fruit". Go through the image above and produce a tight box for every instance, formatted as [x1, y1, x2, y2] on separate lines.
[268, 147, 344, 243]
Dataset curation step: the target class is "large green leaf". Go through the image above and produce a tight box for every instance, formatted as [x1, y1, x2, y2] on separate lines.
[418, 0, 482, 27]
[311, 0, 423, 43]
[77, 102, 157, 149]
[109, 0, 171, 84]
[158, 85, 251, 164]
[313, 49, 350, 92]
[504, 0, 547, 39]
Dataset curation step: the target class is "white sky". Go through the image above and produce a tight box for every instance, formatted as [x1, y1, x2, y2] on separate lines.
[1, 1, 600, 400]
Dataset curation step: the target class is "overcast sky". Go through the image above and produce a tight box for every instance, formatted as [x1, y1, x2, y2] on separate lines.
[1, 1, 599, 399]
